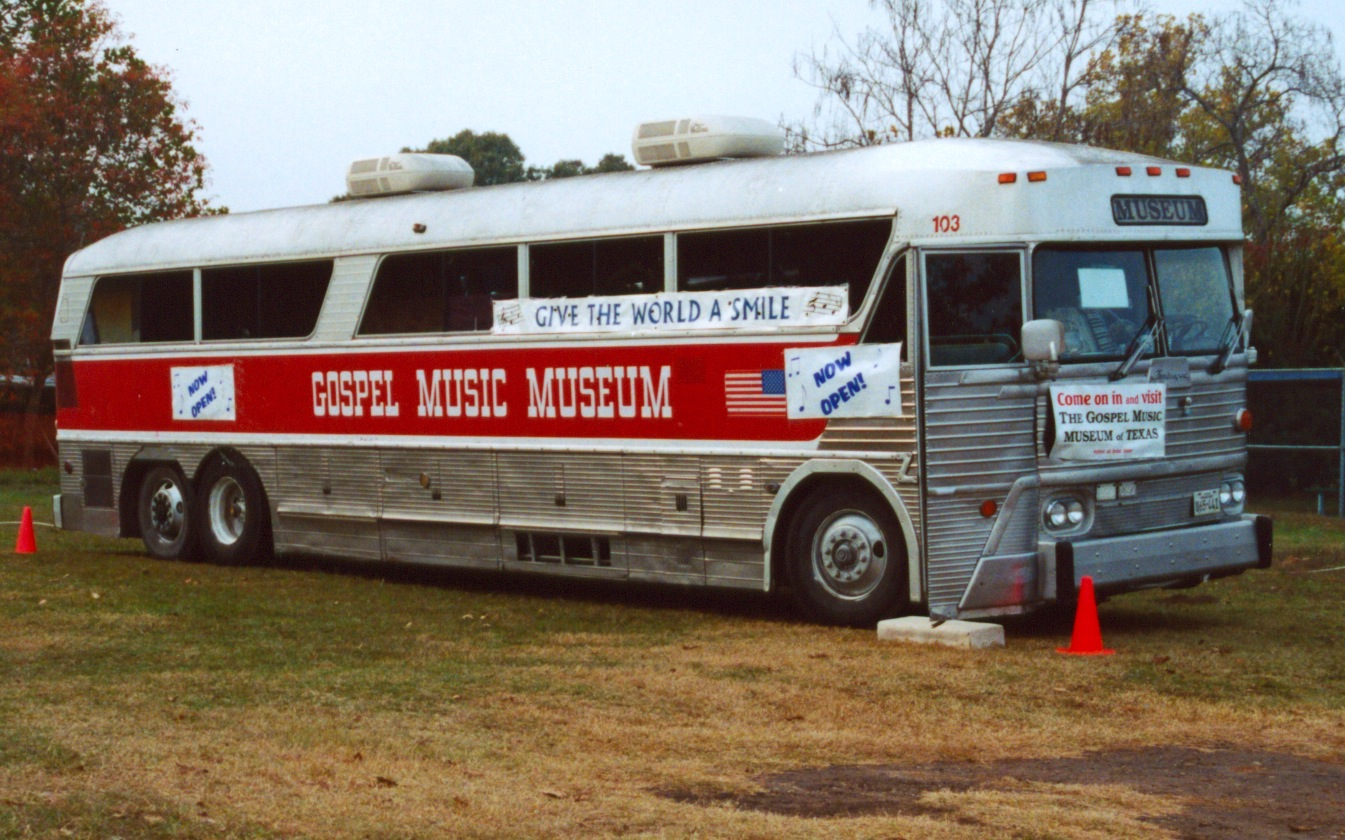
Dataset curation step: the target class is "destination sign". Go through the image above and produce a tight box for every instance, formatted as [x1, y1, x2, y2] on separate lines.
[1110, 194, 1208, 226]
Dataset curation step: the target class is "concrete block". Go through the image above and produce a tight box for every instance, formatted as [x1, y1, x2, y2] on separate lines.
[876, 616, 1005, 649]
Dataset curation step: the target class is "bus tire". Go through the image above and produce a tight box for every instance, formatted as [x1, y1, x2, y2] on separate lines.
[137, 464, 197, 561]
[196, 457, 272, 566]
[786, 487, 907, 626]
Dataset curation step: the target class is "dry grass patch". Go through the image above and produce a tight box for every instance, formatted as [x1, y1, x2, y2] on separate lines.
[2, 472, 1343, 837]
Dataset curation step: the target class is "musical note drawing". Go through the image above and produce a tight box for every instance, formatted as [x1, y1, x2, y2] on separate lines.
[495, 302, 522, 326]
[804, 289, 844, 316]
[885, 385, 897, 405]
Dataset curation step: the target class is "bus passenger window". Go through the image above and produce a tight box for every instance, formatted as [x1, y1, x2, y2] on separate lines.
[773, 220, 890, 313]
[82, 271, 193, 345]
[203, 260, 333, 340]
[359, 247, 517, 335]
[678, 229, 769, 292]
[863, 255, 906, 345]
[925, 252, 1023, 366]
[529, 236, 662, 298]
[678, 219, 891, 314]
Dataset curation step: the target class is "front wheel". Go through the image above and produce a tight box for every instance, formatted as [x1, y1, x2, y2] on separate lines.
[195, 457, 272, 566]
[137, 465, 197, 561]
[787, 487, 908, 626]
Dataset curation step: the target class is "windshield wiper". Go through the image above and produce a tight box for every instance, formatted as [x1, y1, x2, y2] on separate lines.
[1110, 283, 1164, 382]
[1209, 309, 1249, 374]
[1109, 315, 1162, 381]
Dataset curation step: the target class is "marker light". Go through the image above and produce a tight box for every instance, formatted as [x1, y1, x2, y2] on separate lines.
[1146, 166, 1162, 176]
[1027, 171, 1047, 182]
[998, 173, 1018, 184]
[1176, 168, 1191, 178]
[980, 499, 998, 518]
[1235, 409, 1253, 432]
[1115, 166, 1132, 176]
[1233, 174, 1243, 185]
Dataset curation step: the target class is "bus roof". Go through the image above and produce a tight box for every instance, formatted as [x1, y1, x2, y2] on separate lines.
[63, 138, 1242, 277]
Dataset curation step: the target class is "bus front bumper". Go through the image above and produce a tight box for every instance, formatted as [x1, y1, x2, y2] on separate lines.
[1050, 514, 1273, 599]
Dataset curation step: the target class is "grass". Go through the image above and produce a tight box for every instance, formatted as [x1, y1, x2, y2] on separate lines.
[1, 469, 1343, 838]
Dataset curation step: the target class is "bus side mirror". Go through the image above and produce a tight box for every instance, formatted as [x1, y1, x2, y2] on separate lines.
[1022, 319, 1064, 380]
[1022, 319, 1064, 362]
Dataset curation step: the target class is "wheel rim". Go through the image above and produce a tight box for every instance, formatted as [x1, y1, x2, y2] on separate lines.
[811, 509, 888, 600]
[148, 478, 186, 542]
[208, 476, 246, 547]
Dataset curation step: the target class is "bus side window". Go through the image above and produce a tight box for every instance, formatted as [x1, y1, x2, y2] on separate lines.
[925, 252, 1023, 366]
[677, 228, 769, 292]
[678, 219, 890, 314]
[82, 271, 193, 345]
[529, 236, 662, 298]
[773, 220, 890, 313]
[202, 260, 332, 341]
[359, 247, 517, 335]
[863, 255, 907, 345]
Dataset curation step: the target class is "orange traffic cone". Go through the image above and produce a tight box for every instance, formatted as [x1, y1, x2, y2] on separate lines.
[1057, 575, 1113, 655]
[14, 506, 35, 554]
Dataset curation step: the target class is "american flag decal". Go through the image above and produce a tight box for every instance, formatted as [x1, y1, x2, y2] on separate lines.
[724, 369, 787, 416]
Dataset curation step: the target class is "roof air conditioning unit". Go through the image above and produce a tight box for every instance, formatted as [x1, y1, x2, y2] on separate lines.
[346, 153, 474, 197]
[632, 116, 785, 167]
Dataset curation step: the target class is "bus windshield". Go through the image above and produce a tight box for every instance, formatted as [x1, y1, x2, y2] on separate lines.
[1033, 245, 1236, 361]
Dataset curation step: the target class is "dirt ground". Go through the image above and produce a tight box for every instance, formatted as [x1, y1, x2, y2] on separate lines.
[661, 746, 1345, 838]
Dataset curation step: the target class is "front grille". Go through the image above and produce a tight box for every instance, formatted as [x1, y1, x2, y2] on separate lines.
[1088, 472, 1222, 537]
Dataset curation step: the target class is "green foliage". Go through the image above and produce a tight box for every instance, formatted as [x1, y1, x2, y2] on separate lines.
[999, 14, 1206, 159]
[528, 151, 634, 180]
[407, 128, 633, 186]
[1244, 230, 1345, 367]
[410, 128, 527, 186]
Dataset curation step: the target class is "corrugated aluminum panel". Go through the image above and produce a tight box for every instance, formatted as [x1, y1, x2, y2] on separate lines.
[702, 456, 790, 540]
[274, 446, 381, 559]
[817, 371, 917, 453]
[497, 451, 624, 533]
[626, 536, 703, 584]
[381, 521, 499, 568]
[921, 370, 1038, 613]
[624, 453, 701, 537]
[312, 255, 378, 342]
[705, 539, 764, 589]
[380, 448, 497, 525]
[1165, 372, 1247, 460]
[52, 276, 95, 343]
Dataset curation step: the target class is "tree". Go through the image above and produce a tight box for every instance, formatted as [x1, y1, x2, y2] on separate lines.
[996, 13, 1204, 156]
[528, 152, 634, 180]
[408, 129, 527, 186]
[0, 0, 212, 465]
[794, 0, 1345, 367]
[788, 0, 1130, 148]
[406, 130, 634, 185]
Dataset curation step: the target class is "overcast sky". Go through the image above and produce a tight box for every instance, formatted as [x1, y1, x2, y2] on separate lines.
[102, 0, 1343, 213]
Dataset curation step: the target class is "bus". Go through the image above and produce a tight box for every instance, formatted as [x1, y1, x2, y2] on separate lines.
[50, 117, 1272, 626]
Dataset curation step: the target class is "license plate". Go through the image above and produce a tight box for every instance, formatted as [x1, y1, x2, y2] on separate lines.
[1192, 489, 1220, 517]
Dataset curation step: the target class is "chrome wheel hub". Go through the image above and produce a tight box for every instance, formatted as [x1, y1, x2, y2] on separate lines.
[813, 511, 887, 600]
[149, 481, 185, 539]
[208, 476, 246, 546]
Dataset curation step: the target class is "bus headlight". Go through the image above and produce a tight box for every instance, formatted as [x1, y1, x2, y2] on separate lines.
[1220, 478, 1246, 513]
[1044, 498, 1085, 531]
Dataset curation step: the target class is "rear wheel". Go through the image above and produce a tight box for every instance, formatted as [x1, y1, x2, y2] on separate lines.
[196, 456, 272, 566]
[787, 487, 907, 626]
[137, 465, 196, 560]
